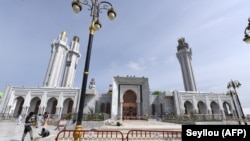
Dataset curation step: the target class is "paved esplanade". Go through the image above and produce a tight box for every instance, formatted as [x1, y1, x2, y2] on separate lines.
[0, 120, 182, 141]
[0, 120, 58, 141]
[99, 120, 182, 131]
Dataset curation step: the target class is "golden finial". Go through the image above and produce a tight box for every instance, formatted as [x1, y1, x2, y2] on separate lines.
[61, 31, 67, 37]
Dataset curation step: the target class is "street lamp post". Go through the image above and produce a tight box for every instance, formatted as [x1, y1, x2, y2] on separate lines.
[70, 0, 116, 140]
[243, 17, 250, 43]
[227, 80, 248, 125]
[227, 90, 241, 125]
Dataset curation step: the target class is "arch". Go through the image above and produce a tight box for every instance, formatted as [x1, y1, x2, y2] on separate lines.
[28, 97, 41, 114]
[46, 97, 57, 114]
[184, 101, 193, 114]
[13, 96, 24, 117]
[197, 101, 207, 114]
[210, 101, 220, 114]
[62, 98, 74, 115]
[123, 90, 137, 119]
[223, 102, 232, 116]
[123, 90, 137, 103]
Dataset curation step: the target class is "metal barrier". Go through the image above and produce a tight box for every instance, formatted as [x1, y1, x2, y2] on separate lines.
[126, 130, 182, 141]
[55, 129, 182, 141]
[55, 119, 68, 131]
[55, 129, 124, 141]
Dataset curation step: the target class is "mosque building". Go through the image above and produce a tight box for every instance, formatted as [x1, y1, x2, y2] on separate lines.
[0, 32, 244, 123]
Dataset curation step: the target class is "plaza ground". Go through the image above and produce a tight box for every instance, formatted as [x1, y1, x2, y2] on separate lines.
[0, 119, 182, 141]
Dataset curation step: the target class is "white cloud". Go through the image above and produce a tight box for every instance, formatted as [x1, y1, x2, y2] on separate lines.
[127, 61, 145, 71]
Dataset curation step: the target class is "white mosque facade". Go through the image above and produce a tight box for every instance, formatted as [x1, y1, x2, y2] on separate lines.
[0, 32, 245, 122]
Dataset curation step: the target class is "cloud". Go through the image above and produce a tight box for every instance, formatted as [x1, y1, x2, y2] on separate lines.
[127, 61, 145, 71]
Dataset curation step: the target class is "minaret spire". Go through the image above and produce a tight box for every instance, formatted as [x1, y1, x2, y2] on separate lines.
[176, 38, 197, 91]
[43, 31, 69, 87]
[61, 36, 81, 87]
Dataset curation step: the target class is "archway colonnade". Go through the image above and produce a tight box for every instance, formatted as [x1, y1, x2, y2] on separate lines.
[181, 100, 234, 119]
[9, 96, 74, 118]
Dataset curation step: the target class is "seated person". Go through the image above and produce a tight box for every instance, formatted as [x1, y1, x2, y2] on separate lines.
[39, 128, 50, 138]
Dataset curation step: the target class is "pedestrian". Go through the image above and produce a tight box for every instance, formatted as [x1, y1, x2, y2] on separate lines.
[17, 114, 22, 125]
[43, 112, 49, 127]
[21, 112, 35, 141]
[36, 114, 43, 128]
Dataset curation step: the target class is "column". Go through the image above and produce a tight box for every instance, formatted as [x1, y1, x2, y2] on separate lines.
[205, 96, 212, 114]
[218, 96, 225, 120]
[192, 96, 198, 114]
[55, 107, 62, 119]
[119, 102, 123, 120]
[137, 102, 141, 118]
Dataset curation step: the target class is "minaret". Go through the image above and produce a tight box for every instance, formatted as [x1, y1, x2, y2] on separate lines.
[176, 38, 197, 91]
[43, 31, 69, 87]
[61, 36, 81, 87]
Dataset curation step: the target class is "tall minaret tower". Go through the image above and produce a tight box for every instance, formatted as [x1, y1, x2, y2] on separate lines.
[43, 31, 69, 87]
[176, 38, 197, 91]
[61, 36, 81, 87]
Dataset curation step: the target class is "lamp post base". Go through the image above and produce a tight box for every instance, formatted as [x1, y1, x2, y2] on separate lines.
[73, 125, 83, 141]
[243, 118, 248, 125]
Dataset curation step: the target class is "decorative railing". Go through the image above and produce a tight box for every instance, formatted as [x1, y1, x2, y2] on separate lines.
[164, 114, 223, 121]
[55, 129, 182, 141]
[61, 113, 108, 121]
[55, 129, 124, 141]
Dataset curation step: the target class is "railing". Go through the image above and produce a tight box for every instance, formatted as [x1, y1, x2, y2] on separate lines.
[55, 129, 182, 141]
[55, 129, 124, 141]
[163, 114, 224, 121]
[123, 116, 147, 120]
[61, 113, 109, 121]
[0, 113, 15, 120]
[126, 130, 182, 141]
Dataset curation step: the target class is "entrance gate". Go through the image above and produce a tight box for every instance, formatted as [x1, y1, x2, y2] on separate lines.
[123, 90, 137, 120]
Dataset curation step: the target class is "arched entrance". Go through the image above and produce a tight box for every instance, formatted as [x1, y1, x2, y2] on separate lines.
[28, 97, 41, 115]
[223, 102, 233, 120]
[210, 101, 220, 114]
[123, 90, 137, 120]
[13, 96, 24, 117]
[184, 101, 193, 114]
[210, 101, 221, 120]
[46, 98, 57, 115]
[197, 101, 207, 114]
[62, 98, 74, 115]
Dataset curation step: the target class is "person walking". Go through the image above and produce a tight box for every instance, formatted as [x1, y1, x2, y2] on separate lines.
[36, 114, 43, 128]
[17, 114, 22, 125]
[43, 112, 49, 127]
[21, 112, 35, 141]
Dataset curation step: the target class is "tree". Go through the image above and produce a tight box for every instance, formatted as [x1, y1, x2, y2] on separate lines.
[152, 90, 162, 95]
[0, 91, 3, 98]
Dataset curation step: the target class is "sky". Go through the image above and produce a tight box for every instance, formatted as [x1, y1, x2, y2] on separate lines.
[0, 0, 250, 108]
